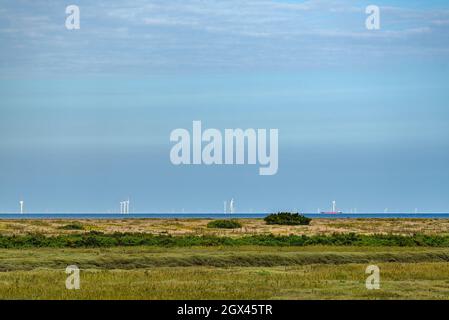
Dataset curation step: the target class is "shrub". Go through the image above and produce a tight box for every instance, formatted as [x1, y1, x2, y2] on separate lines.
[264, 212, 311, 226]
[2, 232, 449, 248]
[207, 219, 242, 229]
[58, 222, 84, 230]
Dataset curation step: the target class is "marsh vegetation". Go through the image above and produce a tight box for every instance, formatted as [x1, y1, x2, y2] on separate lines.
[1, 218, 449, 299]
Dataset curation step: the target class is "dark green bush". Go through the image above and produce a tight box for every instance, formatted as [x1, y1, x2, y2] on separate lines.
[264, 212, 311, 225]
[58, 222, 85, 230]
[207, 219, 242, 229]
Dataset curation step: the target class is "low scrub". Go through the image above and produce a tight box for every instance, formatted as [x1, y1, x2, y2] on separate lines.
[264, 212, 311, 225]
[2, 232, 449, 248]
[207, 220, 242, 229]
[58, 222, 84, 230]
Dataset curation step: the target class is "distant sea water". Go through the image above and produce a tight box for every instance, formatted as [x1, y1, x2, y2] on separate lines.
[1, 213, 449, 219]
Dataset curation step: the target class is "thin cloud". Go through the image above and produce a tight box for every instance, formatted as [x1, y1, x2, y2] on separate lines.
[0, 0, 448, 75]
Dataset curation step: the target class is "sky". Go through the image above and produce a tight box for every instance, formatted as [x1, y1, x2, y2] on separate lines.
[0, 0, 449, 213]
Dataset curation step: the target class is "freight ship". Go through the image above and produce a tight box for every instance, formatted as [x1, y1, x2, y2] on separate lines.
[321, 201, 343, 214]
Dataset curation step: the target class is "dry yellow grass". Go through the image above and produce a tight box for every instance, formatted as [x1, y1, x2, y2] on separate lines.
[1, 218, 449, 237]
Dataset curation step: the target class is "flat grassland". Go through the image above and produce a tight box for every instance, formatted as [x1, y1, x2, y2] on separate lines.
[1, 218, 449, 299]
[1, 217, 449, 236]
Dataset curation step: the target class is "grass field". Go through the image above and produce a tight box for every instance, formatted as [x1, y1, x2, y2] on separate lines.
[1, 218, 449, 299]
[1, 217, 449, 236]
[2, 260, 449, 299]
[1, 245, 449, 299]
[3, 246, 449, 270]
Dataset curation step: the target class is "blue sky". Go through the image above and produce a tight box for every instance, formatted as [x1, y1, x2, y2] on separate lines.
[1, 0, 449, 213]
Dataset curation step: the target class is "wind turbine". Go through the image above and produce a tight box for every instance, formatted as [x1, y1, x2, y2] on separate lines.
[19, 200, 24, 214]
[126, 198, 130, 214]
[229, 198, 235, 214]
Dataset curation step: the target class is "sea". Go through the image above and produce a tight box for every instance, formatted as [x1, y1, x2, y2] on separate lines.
[1, 213, 449, 219]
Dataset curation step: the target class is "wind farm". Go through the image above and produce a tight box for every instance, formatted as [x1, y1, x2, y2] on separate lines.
[1, 196, 439, 217]
[120, 199, 130, 214]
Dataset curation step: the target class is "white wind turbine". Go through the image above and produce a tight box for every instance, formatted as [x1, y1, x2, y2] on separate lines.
[229, 198, 235, 214]
[19, 200, 24, 214]
[125, 198, 130, 214]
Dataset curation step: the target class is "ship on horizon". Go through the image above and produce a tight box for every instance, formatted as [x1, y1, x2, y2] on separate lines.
[321, 201, 343, 214]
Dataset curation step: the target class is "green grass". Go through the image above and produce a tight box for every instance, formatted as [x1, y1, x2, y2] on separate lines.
[1, 263, 449, 299]
[2, 246, 449, 299]
[2, 246, 449, 271]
